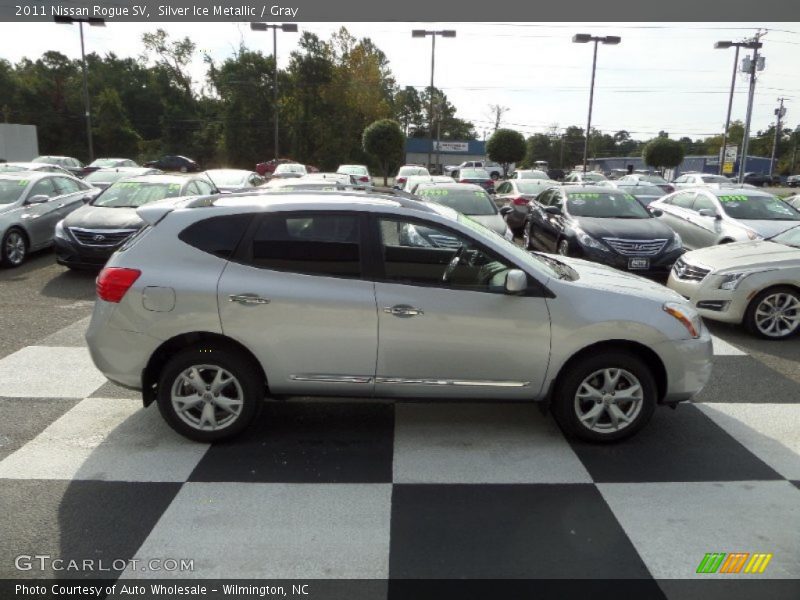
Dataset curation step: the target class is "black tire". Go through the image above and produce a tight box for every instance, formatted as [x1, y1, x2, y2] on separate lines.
[156, 345, 263, 442]
[551, 351, 657, 443]
[1, 228, 28, 268]
[743, 286, 800, 340]
[490, 172, 500, 181]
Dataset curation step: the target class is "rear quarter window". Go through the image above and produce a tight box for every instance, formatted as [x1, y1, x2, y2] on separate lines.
[178, 214, 253, 259]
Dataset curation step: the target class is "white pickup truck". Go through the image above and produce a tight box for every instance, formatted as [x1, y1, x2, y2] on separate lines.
[444, 160, 508, 180]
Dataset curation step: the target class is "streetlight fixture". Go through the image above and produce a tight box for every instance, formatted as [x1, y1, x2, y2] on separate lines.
[572, 34, 620, 174]
[412, 29, 456, 172]
[55, 15, 105, 162]
[250, 22, 299, 161]
[714, 39, 763, 176]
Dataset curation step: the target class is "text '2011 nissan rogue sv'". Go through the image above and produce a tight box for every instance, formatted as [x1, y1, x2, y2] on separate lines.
[86, 190, 713, 443]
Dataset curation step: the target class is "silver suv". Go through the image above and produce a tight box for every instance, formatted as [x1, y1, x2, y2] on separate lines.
[86, 190, 713, 443]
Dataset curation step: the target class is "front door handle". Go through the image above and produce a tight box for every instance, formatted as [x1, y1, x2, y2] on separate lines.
[229, 293, 271, 305]
[384, 304, 424, 318]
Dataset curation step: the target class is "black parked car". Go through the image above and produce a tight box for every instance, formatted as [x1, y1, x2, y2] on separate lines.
[523, 186, 684, 276]
[54, 174, 217, 270]
[143, 155, 199, 173]
[742, 172, 780, 187]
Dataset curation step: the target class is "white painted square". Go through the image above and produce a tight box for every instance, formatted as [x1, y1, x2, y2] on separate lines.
[711, 335, 747, 356]
[0, 346, 107, 398]
[124, 483, 392, 578]
[0, 398, 209, 482]
[697, 403, 800, 480]
[599, 481, 800, 579]
[393, 403, 592, 484]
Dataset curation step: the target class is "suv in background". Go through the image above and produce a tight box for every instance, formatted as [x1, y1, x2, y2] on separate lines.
[444, 161, 505, 180]
[86, 189, 712, 444]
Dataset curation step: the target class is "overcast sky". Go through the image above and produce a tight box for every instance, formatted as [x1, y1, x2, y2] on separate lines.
[1, 21, 798, 141]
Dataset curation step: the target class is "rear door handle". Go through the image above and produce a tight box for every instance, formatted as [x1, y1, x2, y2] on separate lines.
[384, 304, 424, 317]
[229, 293, 271, 305]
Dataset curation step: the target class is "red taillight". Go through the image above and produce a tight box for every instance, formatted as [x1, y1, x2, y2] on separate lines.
[512, 197, 528, 206]
[397, 177, 406, 184]
[96, 267, 141, 303]
[359, 176, 370, 182]
[458, 179, 467, 183]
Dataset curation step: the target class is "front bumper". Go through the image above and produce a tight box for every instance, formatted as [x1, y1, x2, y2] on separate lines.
[577, 244, 685, 276]
[667, 269, 761, 325]
[54, 236, 116, 269]
[653, 326, 714, 404]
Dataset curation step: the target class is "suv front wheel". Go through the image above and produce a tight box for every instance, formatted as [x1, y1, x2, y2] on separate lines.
[157, 346, 263, 442]
[552, 352, 657, 442]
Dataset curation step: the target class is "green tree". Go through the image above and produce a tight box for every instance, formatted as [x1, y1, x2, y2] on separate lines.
[643, 137, 685, 174]
[486, 128, 526, 177]
[92, 88, 141, 157]
[362, 119, 404, 185]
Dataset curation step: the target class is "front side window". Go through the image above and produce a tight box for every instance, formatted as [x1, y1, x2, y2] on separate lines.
[248, 213, 361, 277]
[28, 178, 57, 198]
[378, 218, 513, 292]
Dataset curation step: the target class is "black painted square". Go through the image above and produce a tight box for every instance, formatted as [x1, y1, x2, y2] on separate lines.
[189, 401, 394, 483]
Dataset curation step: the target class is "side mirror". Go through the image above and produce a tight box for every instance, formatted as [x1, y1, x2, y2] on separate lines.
[650, 208, 663, 217]
[499, 206, 513, 216]
[505, 269, 528, 294]
[697, 208, 718, 219]
[544, 205, 562, 215]
[26, 194, 49, 204]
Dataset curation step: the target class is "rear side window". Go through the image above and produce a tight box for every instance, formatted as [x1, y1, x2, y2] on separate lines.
[179, 214, 253, 259]
[247, 214, 361, 278]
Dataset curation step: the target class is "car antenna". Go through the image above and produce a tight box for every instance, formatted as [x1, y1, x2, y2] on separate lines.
[203, 171, 220, 193]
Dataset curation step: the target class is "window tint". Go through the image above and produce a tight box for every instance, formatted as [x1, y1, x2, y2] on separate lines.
[28, 178, 57, 198]
[185, 181, 201, 195]
[671, 192, 696, 209]
[378, 218, 513, 292]
[195, 180, 214, 194]
[692, 195, 717, 213]
[53, 177, 81, 194]
[248, 214, 361, 277]
[179, 214, 253, 259]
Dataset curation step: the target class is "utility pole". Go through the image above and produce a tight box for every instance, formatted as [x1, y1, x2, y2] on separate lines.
[769, 97, 786, 177]
[738, 30, 765, 184]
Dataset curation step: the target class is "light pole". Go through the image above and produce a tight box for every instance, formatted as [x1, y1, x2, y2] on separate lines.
[55, 15, 105, 162]
[737, 33, 765, 184]
[412, 29, 456, 172]
[251, 22, 299, 161]
[714, 39, 762, 176]
[572, 34, 620, 174]
[769, 98, 786, 178]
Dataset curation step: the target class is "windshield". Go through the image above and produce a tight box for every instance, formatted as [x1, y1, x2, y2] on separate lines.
[701, 175, 731, 184]
[582, 172, 606, 182]
[207, 171, 248, 186]
[398, 167, 428, 176]
[456, 213, 561, 280]
[89, 159, 121, 167]
[32, 156, 63, 165]
[459, 169, 489, 179]
[84, 170, 133, 184]
[517, 170, 548, 180]
[0, 164, 27, 173]
[641, 175, 667, 184]
[716, 193, 800, 221]
[417, 187, 497, 215]
[516, 181, 549, 194]
[93, 181, 182, 208]
[0, 179, 27, 204]
[275, 164, 306, 174]
[771, 225, 800, 247]
[566, 191, 650, 218]
[338, 165, 367, 175]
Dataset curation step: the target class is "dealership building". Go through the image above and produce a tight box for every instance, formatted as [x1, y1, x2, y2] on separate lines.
[586, 154, 774, 179]
[404, 138, 486, 172]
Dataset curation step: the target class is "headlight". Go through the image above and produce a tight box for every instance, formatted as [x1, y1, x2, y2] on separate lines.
[575, 229, 609, 252]
[718, 269, 775, 291]
[504, 227, 514, 241]
[54, 220, 67, 239]
[745, 229, 762, 240]
[666, 232, 682, 251]
[663, 302, 702, 338]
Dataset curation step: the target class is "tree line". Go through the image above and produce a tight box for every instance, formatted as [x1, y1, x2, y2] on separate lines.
[1, 26, 797, 175]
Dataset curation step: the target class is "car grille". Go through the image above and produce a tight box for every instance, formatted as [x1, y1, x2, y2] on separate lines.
[69, 228, 137, 247]
[602, 238, 667, 256]
[672, 258, 711, 281]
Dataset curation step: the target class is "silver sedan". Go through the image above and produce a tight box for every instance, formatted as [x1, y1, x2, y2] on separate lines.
[0, 172, 94, 267]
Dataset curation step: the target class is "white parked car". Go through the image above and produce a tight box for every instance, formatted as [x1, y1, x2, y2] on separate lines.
[668, 225, 800, 339]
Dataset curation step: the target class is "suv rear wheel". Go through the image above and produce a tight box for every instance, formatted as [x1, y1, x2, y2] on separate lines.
[157, 346, 263, 442]
[552, 352, 657, 442]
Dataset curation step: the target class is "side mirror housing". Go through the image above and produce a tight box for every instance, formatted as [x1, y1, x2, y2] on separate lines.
[499, 206, 512, 216]
[544, 205, 562, 215]
[505, 269, 528, 294]
[697, 208, 718, 219]
[26, 194, 49, 205]
[650, 208, 663, 217]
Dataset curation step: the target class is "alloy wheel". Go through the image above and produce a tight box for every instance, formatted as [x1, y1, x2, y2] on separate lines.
[754, 292, 800, 338]
[170, 364, 244, 431]
[573, 368, 644, 434]
[5, 231, 26, 266]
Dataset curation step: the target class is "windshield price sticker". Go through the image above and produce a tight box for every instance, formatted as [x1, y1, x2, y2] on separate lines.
[568, 192, 601, 200]
[419, 188, 449, 196]
[719, 195, 749, 202]
[18, 180, 28, 186]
